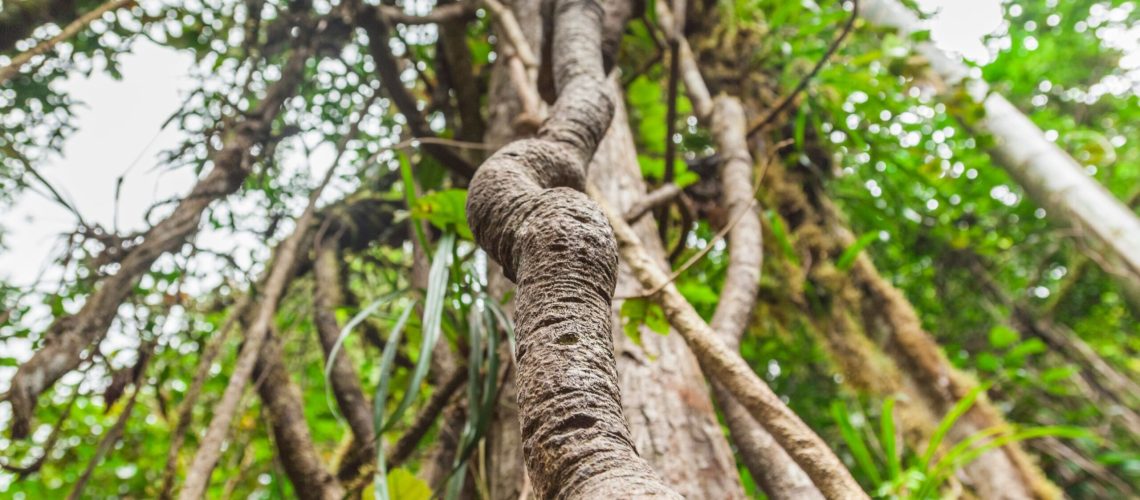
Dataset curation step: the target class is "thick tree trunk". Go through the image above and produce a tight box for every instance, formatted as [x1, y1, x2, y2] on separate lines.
[465, 0, 677, 496]
[589, 76, 746, 499]
[862, 0, 1140, 310]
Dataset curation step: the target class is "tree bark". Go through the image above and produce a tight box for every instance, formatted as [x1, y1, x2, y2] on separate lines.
[465, 0, 678, 496]
[313, 239, 376, 472]
[588, 76, 746, 499]
[254, 332, 345, 500]
[861, 0, 1140, 311]
[655, 3, 825, 496]
[604, 205, 868, 500]
[704, 97, 822, 500]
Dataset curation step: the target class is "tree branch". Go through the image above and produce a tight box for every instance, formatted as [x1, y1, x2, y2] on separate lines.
[359, 8, 478, 179]
[178, 64, 373, 499]
[597, 189, 867, 500]
[6, 23, 325, 440]
[0, 0, 134, 84]
[745, 0, 858, 137]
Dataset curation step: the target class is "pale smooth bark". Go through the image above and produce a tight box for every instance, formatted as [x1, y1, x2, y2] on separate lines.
[655, 2, 824, 497]
[862, 0, 1140, 308]
[589, 77, 746, 499]
[601, 200, 867, 500]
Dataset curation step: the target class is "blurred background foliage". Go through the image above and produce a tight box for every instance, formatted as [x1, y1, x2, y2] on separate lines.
[0, 0, 1138, 498]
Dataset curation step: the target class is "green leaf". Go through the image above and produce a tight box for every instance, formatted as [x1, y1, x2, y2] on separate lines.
[325, 290, 405, 425]
[621, 297, 669, 339]
[384, 232, 455, 433]
[373, 301, 418, 500]
[412, 189, 474, 240]
[880, 397, 901, 480]
[920, 383, 989, 471]
[987, 325, 1020, 349]
[386, 468, 431, 500]
[1041, 365, 1078, 384]
[830, 401, 882, 485]
[836, 231, 879, 271]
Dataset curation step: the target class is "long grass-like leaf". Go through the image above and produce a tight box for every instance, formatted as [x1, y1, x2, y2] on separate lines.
[373, 301, 418, 500]
[919, 383, 989, 471]
[383, 231, 455, 433]
[836, 231, 879, 271]
[831, 401, 882, 485]
[915, 425, 1090, 499]
[324, 290, 405, 423]
[880, 397, 900, 480]
[399, 151, 430, 253]
[483, 294, 516, 358]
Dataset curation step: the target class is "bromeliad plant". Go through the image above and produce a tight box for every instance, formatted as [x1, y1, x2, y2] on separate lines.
[323, 178, 514, 500]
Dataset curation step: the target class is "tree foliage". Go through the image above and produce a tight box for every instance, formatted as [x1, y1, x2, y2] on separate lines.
[1, 0, 1138, 498]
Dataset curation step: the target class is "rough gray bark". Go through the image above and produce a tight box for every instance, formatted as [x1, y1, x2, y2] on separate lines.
[465, 0, 678, 496]
[861, 0, 1140, 310]
[589, 77, 746, 499]
[7, 28, 323, 439]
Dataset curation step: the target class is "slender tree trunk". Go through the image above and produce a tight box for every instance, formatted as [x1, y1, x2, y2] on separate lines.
[254, 332, 344, 500]
[653, 3, 825, 496]
[588, 76, 746, 499]
[862, 0, 1140, 311]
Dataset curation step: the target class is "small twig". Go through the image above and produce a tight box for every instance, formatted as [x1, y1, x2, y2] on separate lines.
[625, 183, 683, 222]
[67, 342, 154, 500]
[4, 145, 86, 226]
[377, 3, 477, 26]
[395, 136, 497, 151]
[614, 140, 790, 300]
[746, 0, 859, 137]
[667, 193, 696, 264]
[0, 0, 136, 84]
[1, 380, 83, 478]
